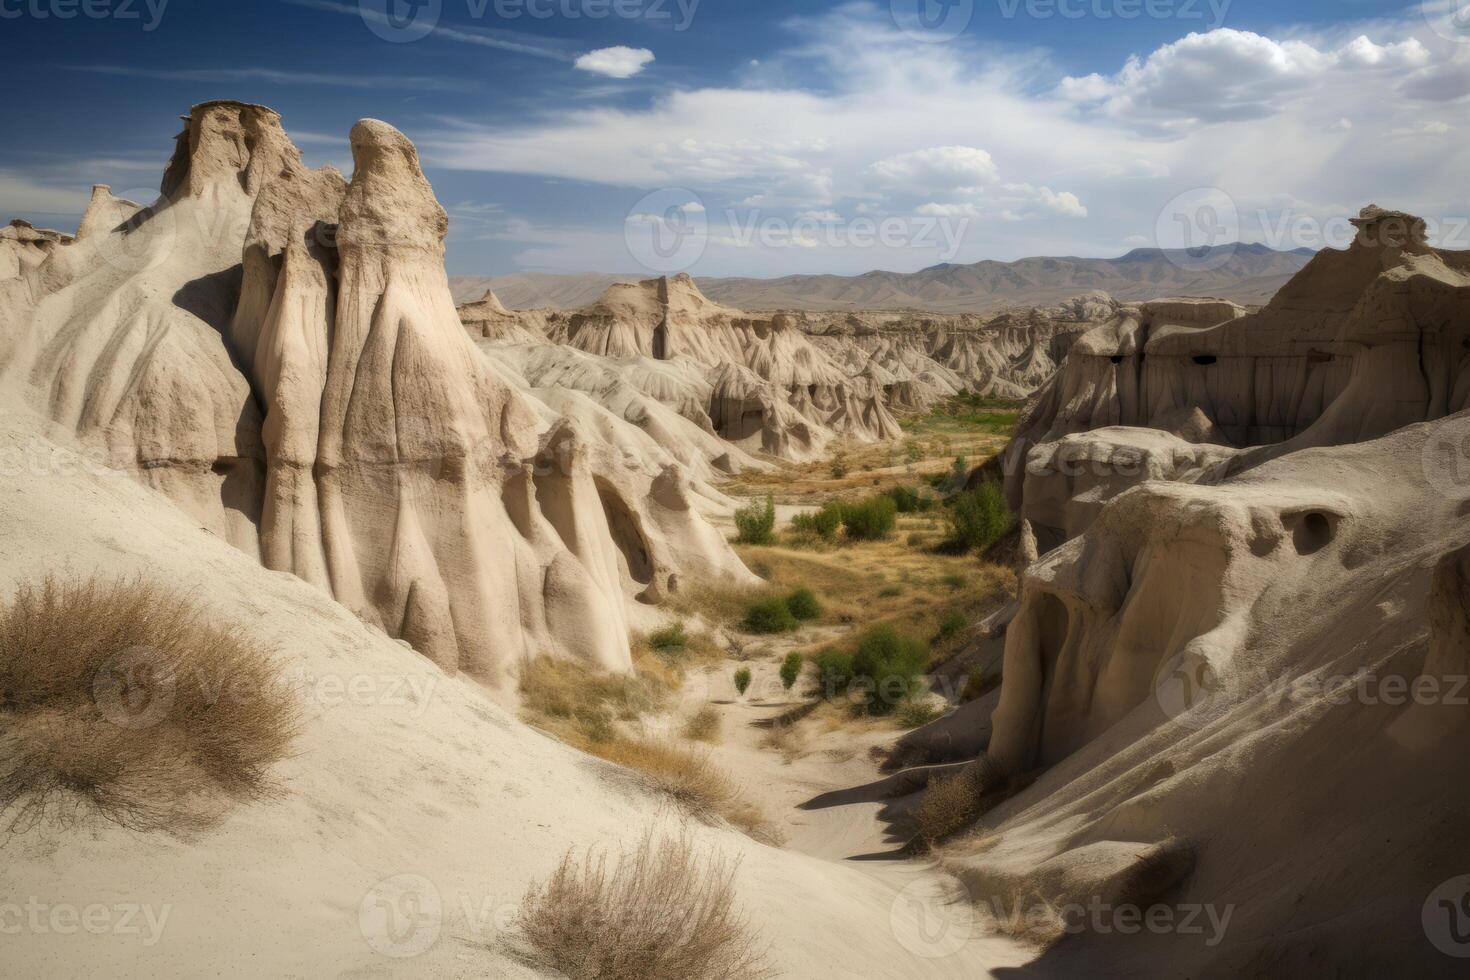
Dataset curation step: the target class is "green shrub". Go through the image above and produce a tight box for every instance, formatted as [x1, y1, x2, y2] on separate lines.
[937, 611, 967, 642]
[942, 572, 968, 591]
[734, 496, 776, 545]
[779, 652, 804, 691]
[884, 485, 932, 514]
[649, 623, 688, 654]
[878, 585, 903, 598]
[743, 596, 797, 634]
[789, 503, 842, 541]
[830, 456, 849, 479]
[849, 626, 930, 715]
[814, 649, 853, 699]
[785, 588, 822, 621]
[733, 668, 753, 696]
[840, 496, 897, 541]
[944, 481, 1013, 554]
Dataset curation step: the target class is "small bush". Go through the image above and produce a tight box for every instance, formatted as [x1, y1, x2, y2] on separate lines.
[840, 496, 897, 541]
[779, 652, 804, 691]
[789, 503, 842, 542]
[650, 623, 688, 654]
[942, 572, 968, 591]
[883, 485, 932, 514]
[944, 481, 1014, 554]
[878, 585, 903, 598]
[683, 706, 722, 743]
[733, 668, 752, 696]
[937, 611, 968, 642]
[896, 698, 943, 729]
[743, 597, 797, 635]
[912, 772, 981, 846]
[0, 577, 297, 832]
[734, 496, 776, 545]
[813, 649, 854, 700]
[785, 588, 822, 621]
[830, 455, 849, 479]
[517, 830, 772, 980]
[849, 626, 930, 715]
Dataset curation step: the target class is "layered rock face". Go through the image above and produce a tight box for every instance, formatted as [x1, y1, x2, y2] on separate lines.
[1004, 209, 1470, 548]
[465, 276, 1103, 466]
[941, 208, 1470, 972]
[0, 102, 755, 685]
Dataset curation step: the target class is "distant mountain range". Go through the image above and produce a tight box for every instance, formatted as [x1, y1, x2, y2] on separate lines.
[450, 242, 1316, 313]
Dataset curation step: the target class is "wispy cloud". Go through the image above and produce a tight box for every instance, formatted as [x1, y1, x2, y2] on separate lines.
[283, 0, 575, 62]
[67, 64, 466, 91]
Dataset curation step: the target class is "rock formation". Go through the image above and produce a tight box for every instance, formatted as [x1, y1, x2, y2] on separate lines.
[0, 101, 757, 686]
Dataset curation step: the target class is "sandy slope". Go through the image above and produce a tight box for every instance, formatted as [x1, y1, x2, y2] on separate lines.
[0, 404, 1032, 978]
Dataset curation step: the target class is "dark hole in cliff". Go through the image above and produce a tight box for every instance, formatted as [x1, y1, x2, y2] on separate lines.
[1110, 355, 1124, 365]
[1192, 355, 1218, 366]
[1292, 511, 1335, 556]
[595, 479, 654, 587]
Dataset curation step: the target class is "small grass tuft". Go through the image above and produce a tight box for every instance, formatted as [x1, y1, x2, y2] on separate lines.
[517, 829, 774, 980]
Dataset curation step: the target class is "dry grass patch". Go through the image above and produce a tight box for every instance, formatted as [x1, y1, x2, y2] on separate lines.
[517, 829, 773, 980]
[519, 655, 671, 746]
[0, 576, 297, 833]
[683, 705, 723, 743]
[593, 738, 777, 844]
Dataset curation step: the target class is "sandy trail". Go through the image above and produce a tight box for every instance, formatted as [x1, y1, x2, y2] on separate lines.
[651, 641, 1036, 977]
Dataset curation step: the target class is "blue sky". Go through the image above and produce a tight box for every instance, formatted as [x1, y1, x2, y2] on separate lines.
[2, 0, 1466, 280]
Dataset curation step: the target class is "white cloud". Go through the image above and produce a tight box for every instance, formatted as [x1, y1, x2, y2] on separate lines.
[868, 146, 999, 189]
[415, 7, 1470, 276]
[574, 47, 655, 79]
[1060, 29, 1431, 128]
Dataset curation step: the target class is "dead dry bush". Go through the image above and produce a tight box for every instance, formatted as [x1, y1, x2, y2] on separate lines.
[911, 771, 982, 846]
[517, 829, 773, 980]
[0, 576, 297, 833]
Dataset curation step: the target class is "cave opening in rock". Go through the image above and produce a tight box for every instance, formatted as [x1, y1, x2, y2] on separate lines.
[595, 479, 654, 586]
